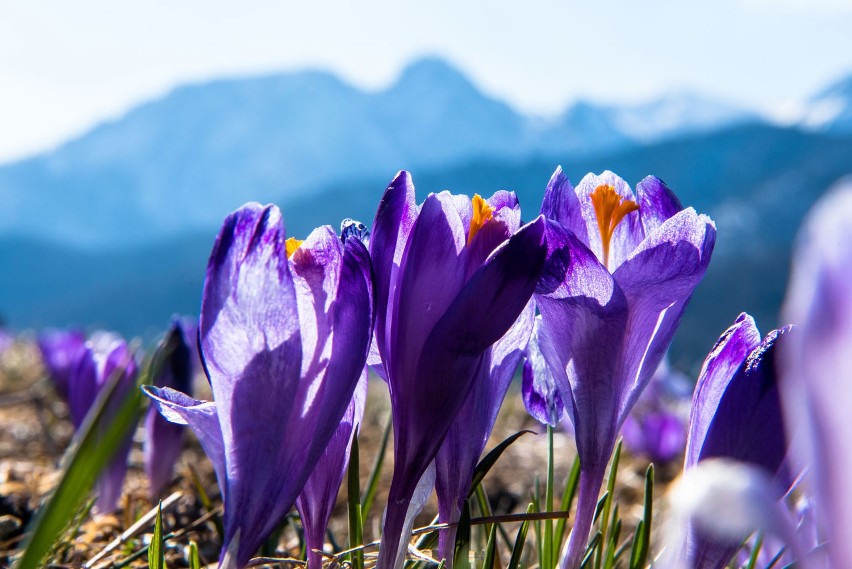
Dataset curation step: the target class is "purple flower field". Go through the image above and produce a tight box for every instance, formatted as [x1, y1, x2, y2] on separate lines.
[0, 168, 850, 569]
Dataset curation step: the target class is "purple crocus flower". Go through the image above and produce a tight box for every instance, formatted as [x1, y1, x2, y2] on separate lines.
[533, 168, 715, 569]
[621, 358, 691, 464]
[69, 335, 139, 513]
[296, 369, 368, 569]
[37, 328, 86, 400]
[143, 318, 195, 498]
[782, 179, 852, 568]
[144, 203, 373, 569]
[434, 299, 536, 566]
[369, 172, 548, 569]
[682, 313, 792, 569]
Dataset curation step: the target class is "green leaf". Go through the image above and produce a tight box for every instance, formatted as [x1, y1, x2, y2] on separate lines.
[629, 464, 654, 569]
[454, 501, 472, 569]
[16, 347, 149, 569]
[596, 442, 622, 569]
[745, 533, 764, 569]
[148, 501, 165, 569]
[348, 434, 364, 569]
[579, 532, 602, 569]
[507, 503, 534, 569]
[481, 523, 498, 569]
[469, 430, 535, 495]
[188, 541, 201, 569]
[544, 426, 555, 569]
[361, 415, 391, 522]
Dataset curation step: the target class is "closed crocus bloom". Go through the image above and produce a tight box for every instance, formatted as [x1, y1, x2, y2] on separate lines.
[143, 318, 194, 499]
[296, 370, 368, 569]
[682, 313, 792, 568]
[534, 167, 715, 569]
[69, 335, 139, 514]
[38, 328, 86, 400]
[370, 172, 548, 569]
[782, 180, 852, 569]
[144, 203, 373, 569]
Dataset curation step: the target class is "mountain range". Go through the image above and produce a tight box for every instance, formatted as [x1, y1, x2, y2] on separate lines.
[2, 56, 852, 368]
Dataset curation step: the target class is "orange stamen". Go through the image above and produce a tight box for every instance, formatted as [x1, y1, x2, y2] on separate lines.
[590, 184, 639, 268]
[467, 194, 494, 244]
[285, 237, 303, 259]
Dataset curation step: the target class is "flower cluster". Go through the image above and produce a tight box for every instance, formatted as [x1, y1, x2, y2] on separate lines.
[33, 166, 849, 569]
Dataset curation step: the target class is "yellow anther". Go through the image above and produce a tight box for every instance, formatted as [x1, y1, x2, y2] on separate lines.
[590, 184, 639, 269]
[468, 194, 494, 244]
[285, 237, 303, 259]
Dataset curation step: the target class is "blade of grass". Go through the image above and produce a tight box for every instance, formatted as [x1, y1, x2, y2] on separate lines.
[474, 484, 512, 551]
[361, 415, 391, 522]
[348, 434, 364, 569]
[454, 501, 472, 569]
[148, 502, 164, 569]
[481, 523, 498, 569]
[544, 426, 555, 569]
[745, 533, 764, 569]
[469, 430, 535, 493]
[629, 464, 654, 569]
[579, 532, 602, 569]
[16, 347, 150, 569]
[532, 476, 543, 568]
[507, 503, 534, 569]
[595, 442, 622, 569]
[188, 541, 201, 569]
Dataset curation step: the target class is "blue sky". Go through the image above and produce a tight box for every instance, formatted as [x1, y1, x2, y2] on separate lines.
[1, 0, 851, 162]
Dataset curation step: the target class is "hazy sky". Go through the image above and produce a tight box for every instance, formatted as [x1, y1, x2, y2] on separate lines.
[2, 0, 851, 162]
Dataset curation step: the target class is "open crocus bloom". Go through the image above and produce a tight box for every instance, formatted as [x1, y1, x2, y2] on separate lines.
[782, 179, 852, 569]
[145, 203, 373, 569]
[369, 172, 548, 569]
[533, 167, 715, 569]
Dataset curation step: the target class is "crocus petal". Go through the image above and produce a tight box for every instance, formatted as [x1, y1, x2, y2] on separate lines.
[535, 222, 628, 460]
[612, 208, 716, 424]
[296, 370, 368, 569]
[574, 171, 644, 270]
[200, 203, 307, 564]
[782, 180, 852, 569]
[71, 339, 138, 514]
[38, 329, 86, 400]
[522, 315, 565, 428]
[541, 166, 588, 244]
[435, 300, 534, 564]
[400, 216, 546, 467]
[390, 192, 467, 397]
[636, 176, 683, 235]
[370, 171, 418, 373]
[685, 313, 761, 468]
[144, 320, 194, 498]
[143, 385, 227, 497]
